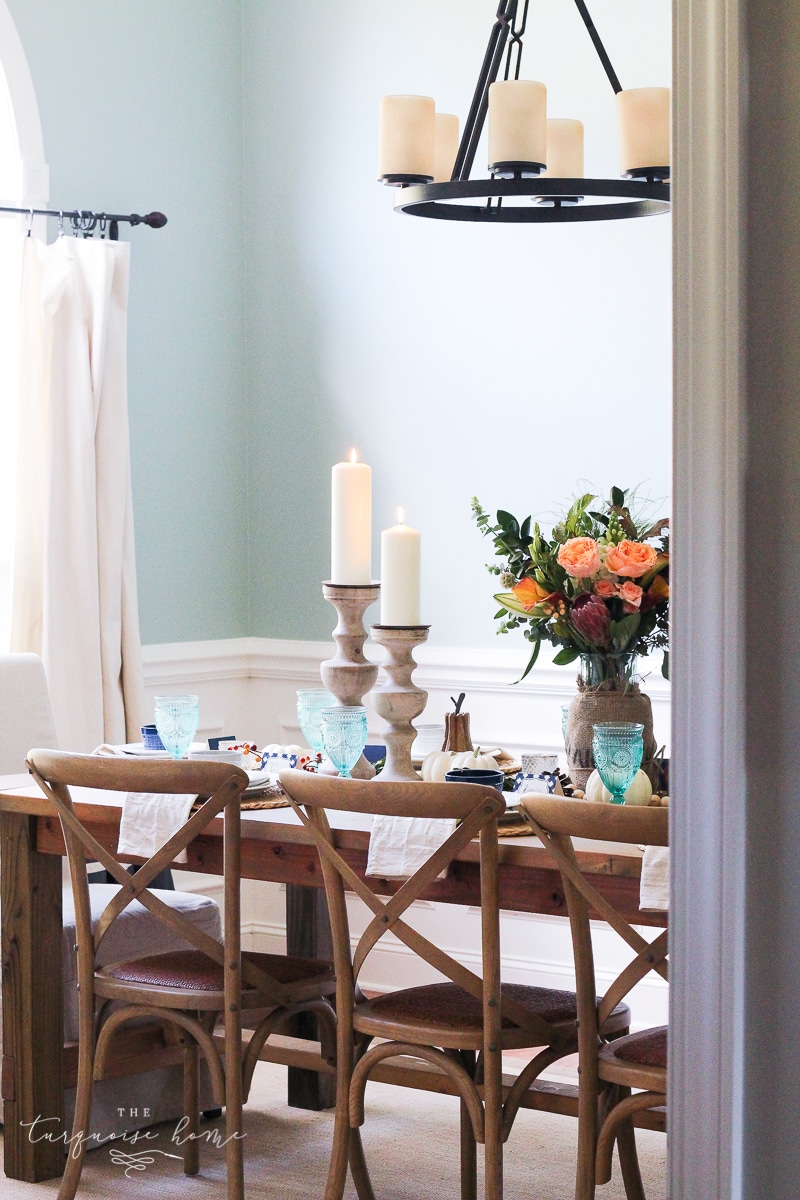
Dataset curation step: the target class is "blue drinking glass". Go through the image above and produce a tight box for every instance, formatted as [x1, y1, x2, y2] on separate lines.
[296, 690, 336, 768]
[320, 706, 368, 779]
[592, 722, 644, 805]
[153, 694, 200, 760]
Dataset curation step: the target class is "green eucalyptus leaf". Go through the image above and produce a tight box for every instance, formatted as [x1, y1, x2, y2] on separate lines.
[552, 647, 580, 667]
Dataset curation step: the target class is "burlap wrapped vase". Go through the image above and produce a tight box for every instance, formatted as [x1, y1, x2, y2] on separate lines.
[565, 656, 657, 789]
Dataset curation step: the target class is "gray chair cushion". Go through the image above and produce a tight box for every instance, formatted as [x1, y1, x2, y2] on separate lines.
[1, 883, 222, 1141]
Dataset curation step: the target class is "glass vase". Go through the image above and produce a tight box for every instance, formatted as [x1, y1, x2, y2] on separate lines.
[578, 652, 639, 692]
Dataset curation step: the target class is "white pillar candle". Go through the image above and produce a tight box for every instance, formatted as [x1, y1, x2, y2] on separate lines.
[433, 113, 459, 182]
[616, 88, 670, 176]
[380, 510, 421, 626]
[331, 451, 372, 585]
[488, 80, 547, 169]
[543, 118, 584, 177]
[378, 95, 436, 181]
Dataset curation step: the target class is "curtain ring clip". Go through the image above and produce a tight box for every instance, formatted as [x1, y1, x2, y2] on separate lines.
[25, 207, 33, 236]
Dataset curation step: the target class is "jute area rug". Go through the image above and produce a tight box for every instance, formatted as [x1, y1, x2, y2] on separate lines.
[1, 1061, 666, 1199]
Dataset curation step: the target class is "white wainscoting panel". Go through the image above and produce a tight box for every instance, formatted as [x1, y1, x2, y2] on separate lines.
[149, 637, 670, 1027]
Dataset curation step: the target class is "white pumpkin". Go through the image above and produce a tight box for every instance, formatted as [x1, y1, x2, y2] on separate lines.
[450, 748, 500, 771]
[585, 768, 652, 806]
[421, 750, 457, 782]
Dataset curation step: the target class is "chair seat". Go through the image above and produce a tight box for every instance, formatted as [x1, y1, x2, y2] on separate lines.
[355, 982, 630, 1049]
[601, 1025, 668, 1070]
[101, 948, 335, 1003]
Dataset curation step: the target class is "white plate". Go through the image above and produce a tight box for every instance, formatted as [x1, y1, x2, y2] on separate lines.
[116, 742, 205, 758]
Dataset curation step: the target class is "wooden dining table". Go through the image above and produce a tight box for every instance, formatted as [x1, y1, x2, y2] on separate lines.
[0, 771, 666, 1182]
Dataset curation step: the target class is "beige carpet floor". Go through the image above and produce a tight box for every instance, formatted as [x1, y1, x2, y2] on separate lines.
[1, 1061, 666, 1199]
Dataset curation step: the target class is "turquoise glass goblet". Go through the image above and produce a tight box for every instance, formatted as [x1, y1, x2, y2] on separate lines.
[296, 689, 336, 769]
[320, 706, 368, 779]
[592, 722, 644, 804]
[154, 694, 199, 760]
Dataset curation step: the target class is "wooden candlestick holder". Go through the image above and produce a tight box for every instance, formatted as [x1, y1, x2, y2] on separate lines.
[321, 583, 381, 780]
[369, 624, 430, 783]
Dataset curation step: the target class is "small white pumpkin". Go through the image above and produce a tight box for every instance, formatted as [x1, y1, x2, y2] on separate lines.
[450, 747, 500, 771]
[585, 768, 652, 806]
[421, 750, 457, 782]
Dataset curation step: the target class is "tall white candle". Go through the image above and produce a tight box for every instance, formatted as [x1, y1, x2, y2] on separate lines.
[331, 451, 372, 585]
[380, 510, 421, 626]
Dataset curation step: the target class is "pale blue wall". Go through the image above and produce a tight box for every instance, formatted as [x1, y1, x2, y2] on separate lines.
[8, 0, 250, 643]
[242, 0, 672, 648]
[9, 0, 671, 652]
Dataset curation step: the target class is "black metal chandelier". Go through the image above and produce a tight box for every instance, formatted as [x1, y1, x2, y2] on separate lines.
[378, 0, 670, 224]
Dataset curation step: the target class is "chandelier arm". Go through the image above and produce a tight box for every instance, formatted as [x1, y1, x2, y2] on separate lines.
[504, 0, 530, 81]
[571, 0, 622, 94]
[452, 0, 518, 183]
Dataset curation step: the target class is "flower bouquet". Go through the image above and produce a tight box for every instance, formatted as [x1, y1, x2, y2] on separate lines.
[472, 486, 669, 683]
[472, 486, 669, 785]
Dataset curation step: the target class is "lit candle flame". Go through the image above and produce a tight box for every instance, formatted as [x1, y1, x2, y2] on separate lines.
[397, 507, 405, 524]
[350, 448, 358, 463]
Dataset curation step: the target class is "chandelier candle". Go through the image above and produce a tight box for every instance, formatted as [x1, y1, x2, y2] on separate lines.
[488, 79, 547, 176]
[616, 88, 671, 178]
[331, 450, 371, 585]
[380, 510, 421, 626]
[543, 118, 584, 178]
[433, 113, 460, 182]
[378, 95, 435, 184]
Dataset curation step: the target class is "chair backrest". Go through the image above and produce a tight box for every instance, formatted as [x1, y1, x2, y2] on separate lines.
[0, 653, 58, 774]
[279, 772, 556, 1042]
[521, 797, 669, 1033]
[25, 750, 293, 1008]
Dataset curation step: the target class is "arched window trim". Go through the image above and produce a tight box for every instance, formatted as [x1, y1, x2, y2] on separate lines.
[0, 0, 47, 205]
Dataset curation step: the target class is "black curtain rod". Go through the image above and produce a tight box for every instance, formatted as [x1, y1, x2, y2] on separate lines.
[0, 204, 167, 240]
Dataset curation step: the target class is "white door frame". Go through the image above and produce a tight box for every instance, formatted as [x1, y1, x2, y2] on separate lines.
[671, 0, 746, 1195]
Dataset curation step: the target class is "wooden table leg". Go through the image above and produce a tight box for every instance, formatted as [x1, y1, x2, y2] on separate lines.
[285, 882, 336, 1110]
[1, 812, 64, 1180]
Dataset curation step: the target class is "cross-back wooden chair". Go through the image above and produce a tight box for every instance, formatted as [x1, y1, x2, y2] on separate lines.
[521, 796, 668, 1200]
[279, 772, 633, 1200]
[26, 749, 337, 1200]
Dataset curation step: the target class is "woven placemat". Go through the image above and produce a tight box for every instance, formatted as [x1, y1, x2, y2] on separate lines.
[498, 820, 533, 838]
[241, 795, 290, 810]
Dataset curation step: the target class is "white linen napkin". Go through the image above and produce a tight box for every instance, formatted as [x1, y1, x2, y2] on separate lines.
[366, 816, 458, 880]
[118, 792, 196, 864]
[639, 845, 670, 911]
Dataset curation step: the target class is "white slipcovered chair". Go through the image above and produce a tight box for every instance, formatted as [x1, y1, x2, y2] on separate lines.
[0, 652, 222, 1140]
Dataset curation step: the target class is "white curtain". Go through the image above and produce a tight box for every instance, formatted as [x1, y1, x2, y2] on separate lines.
[10, 234, 144, 750]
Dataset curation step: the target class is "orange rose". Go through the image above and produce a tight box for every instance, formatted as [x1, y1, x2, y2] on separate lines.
[557, 537, 601, 579]
[616, 580, 643, 609]
[605, 539, 658, 578]
[594, 578, 616, 598]
[511, 576, 550, 611]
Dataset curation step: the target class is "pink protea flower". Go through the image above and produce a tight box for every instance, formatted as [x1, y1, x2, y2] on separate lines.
[570, 593, 611, 647]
